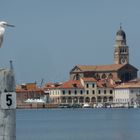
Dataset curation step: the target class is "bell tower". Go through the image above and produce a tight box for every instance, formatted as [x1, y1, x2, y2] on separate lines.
[114, 25, 129, 64]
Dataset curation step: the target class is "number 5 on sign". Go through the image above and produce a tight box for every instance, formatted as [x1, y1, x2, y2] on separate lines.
[1, 92, 16, 109]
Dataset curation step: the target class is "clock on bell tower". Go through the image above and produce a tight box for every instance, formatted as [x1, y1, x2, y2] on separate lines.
[120, 57, 127, 64]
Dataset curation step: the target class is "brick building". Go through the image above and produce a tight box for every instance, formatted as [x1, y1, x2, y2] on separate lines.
[16, 83, 44, 106]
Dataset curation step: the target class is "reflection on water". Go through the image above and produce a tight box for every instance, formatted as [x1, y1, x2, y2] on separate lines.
[16, 108, 140, 140]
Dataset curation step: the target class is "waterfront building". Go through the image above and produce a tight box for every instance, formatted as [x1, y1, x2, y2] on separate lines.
[15, 27, 140, 107]
[44, 80, 84, 104]
[96, 81, 114, 103]
[44, 78, 114, 105]
[16, 83, 45, 106]
[44, 27, 139, 106]
[114, 80, 140, 105]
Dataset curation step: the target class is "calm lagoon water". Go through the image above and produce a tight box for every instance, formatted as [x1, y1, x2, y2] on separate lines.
[16, 108, 140, 140]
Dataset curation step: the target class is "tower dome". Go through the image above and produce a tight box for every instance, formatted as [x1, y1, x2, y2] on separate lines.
[116, 26, 126, 40]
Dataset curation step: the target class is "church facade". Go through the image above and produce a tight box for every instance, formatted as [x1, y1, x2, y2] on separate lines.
[70, 27, 138, 83]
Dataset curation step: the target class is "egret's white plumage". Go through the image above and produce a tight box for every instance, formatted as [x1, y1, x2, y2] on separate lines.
[0, 21, 14, 47]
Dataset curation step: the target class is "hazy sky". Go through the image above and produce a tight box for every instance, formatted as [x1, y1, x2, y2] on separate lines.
[0, 0, 140, 84]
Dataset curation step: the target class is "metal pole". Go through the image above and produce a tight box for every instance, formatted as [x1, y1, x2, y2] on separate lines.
[0, 62, 16, 140]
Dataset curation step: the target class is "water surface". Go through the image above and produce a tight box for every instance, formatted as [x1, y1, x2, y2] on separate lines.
[16, 108, 140, 140]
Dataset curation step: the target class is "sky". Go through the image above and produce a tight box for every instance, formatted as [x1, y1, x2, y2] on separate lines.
[0, 0, 140, 85]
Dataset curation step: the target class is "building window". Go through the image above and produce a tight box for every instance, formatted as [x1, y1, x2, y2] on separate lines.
[86, 84, 89, 88]
[62, 90, 65, 95]
[102, 73, 106, 79]
[95, 74, 100, 80]
[75, 74, 80, 80]
[74, 90, 77, 95]
[98, 90, 101, 94]
[110, 90, 113, 94]
[92, 90, 95, 94]
[86, 90, 89, 94]
[92, 84, 95, 88]
[109, 96, 113, 102]
[68, 90, 71, 95]
[80, 90, 83, 94]
[108, 73, 113, 79]
[104, 90, 106, 94]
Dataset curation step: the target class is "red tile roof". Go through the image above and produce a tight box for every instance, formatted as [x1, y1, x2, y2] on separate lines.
[58, 80, 84, 89]
[44, 80, 84, 89]
[16, 88, 44, 93]
[44, 83, 56, 88]
[97, 79, 115, 88]
[75, 64, 124, 72]
[115, 82, 140, 88]
[81, 77, 97, 82]
[44, 82, 62, 90]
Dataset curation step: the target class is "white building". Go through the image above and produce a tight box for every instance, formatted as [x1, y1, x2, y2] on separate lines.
[44, 78, 114, 105]
[114, 80, 140, 106]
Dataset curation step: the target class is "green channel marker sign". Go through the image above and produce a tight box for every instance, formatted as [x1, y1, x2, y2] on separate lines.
[1, 92, 16, 109]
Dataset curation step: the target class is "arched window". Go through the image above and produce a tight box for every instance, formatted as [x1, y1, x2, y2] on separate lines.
[79, 97, 84, 103]
[76, 74, 80, 80]
[61, 97, 66, 103]
[110, 90, 113, 94]
[109, 96, 113, 102]
[62, 90, 65, 95]
[73, 97, 78, 103]
[68, 90, 71, 95]
[74, 90, 77, 95]
[95, 74, 100, 80]
[97, 96, 102, 102]
[102, 73, 106, 79]
[108, 73, 113, 79]
[67, 97, 72, 103]
[103, 97, 107, 102]
[91, 97, 96, 103]
[85, 97, 90, 103]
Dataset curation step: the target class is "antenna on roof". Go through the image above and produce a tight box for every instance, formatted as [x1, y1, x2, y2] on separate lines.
[40, 78, 44, 87]
[120, 23, 122, 30]
[10, 60, 14, 71]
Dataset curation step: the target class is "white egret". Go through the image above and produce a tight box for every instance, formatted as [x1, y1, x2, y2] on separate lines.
[0, 21, 14, 47]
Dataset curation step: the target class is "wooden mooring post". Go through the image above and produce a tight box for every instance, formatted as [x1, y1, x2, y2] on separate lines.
[0, 61, 16, 140]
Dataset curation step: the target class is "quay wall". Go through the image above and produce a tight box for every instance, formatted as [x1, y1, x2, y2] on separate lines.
[17, 103, 59, 109]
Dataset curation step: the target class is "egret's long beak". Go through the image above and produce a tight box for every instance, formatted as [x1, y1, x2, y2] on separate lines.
[6, 23, 15, 27]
